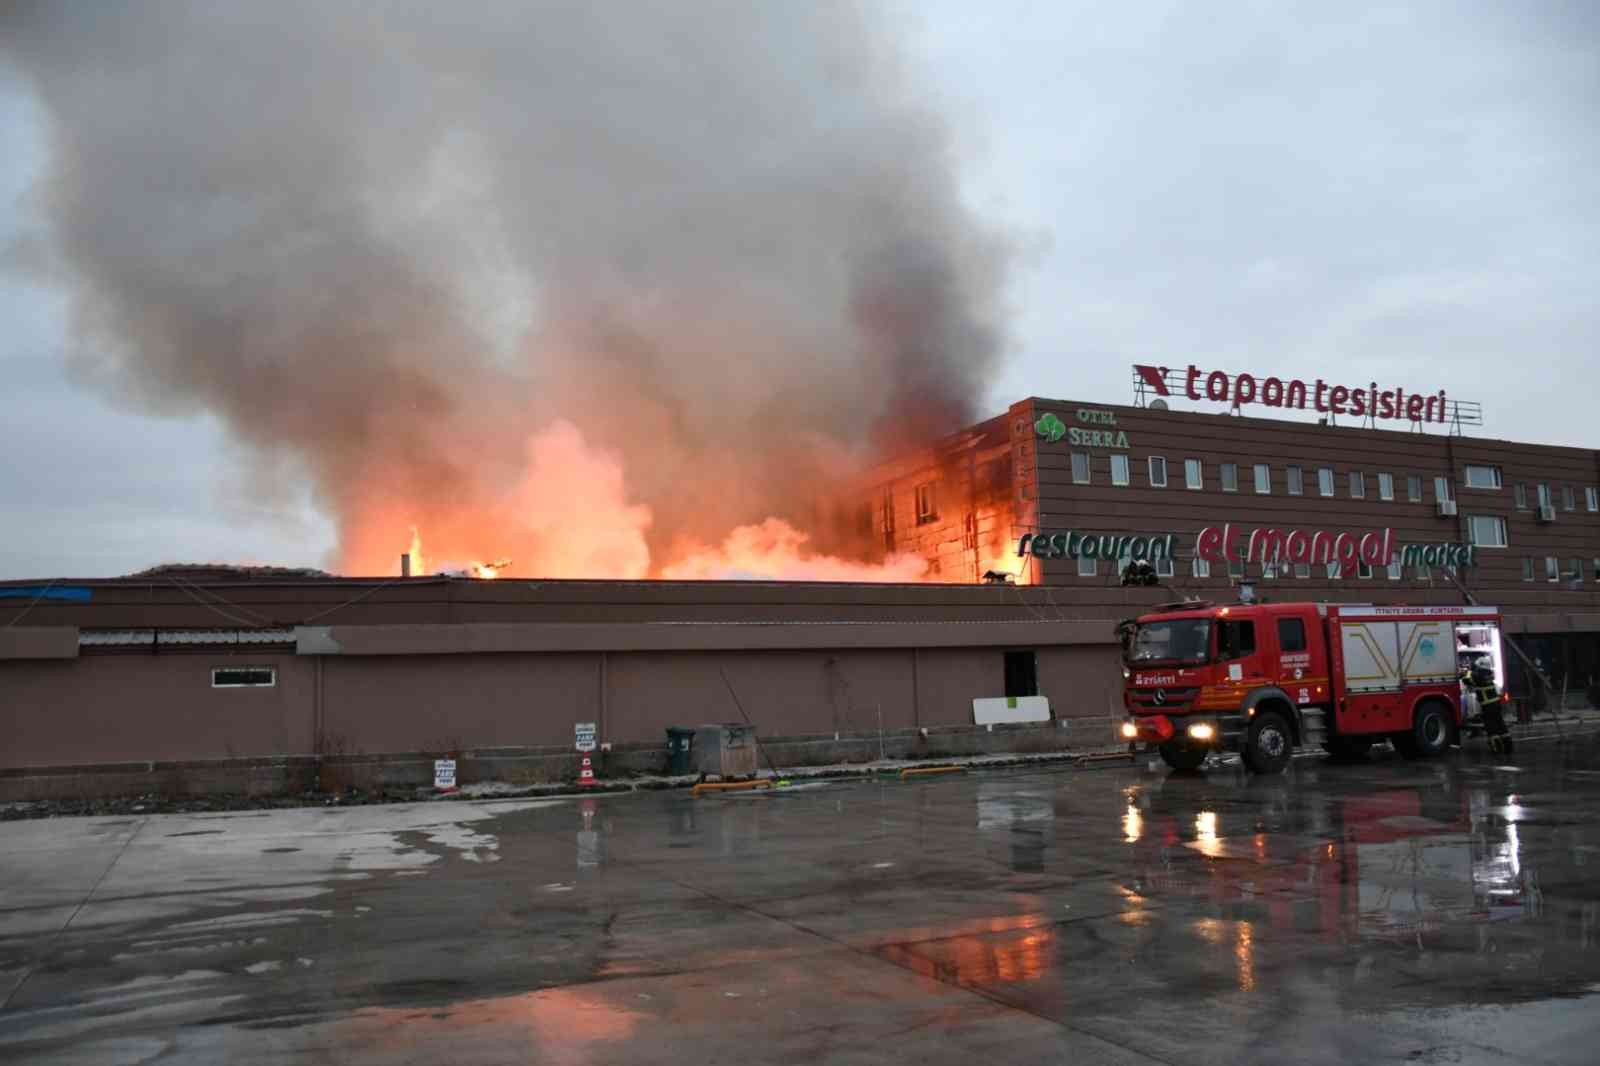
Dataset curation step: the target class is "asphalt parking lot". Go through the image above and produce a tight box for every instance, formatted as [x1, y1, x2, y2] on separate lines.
[5, 738, 1600, 1065]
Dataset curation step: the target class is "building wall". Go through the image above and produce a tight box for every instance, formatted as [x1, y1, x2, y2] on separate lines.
[1, 652, 315, 768]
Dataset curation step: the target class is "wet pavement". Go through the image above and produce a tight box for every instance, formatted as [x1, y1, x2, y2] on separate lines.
[4, 740, 1600, 1064]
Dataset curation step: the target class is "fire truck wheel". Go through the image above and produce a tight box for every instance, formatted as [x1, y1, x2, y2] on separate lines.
[1158, 742, 1208, 772]
[1242, 711, 1293, 775]
[1399, 701, 1453, 759]
[1322, 737, 1374, 762]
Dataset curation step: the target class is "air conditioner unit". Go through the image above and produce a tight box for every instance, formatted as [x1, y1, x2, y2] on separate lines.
[1538, 504, 1556, 523]
[1436, 499, 1457, 517]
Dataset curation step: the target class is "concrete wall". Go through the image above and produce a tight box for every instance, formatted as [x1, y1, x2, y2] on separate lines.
[1, 652, 315, 768]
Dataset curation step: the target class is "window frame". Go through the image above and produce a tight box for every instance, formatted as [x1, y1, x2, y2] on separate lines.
[212, 666, 277, 689]
[1545, 556, 1559, 582]
[1220, 462, 1238, 493]
[1192, 557, 1211, 578]
[1184, 458, 1203, 491]
[1110, 453, 1131, 487]
[1077, 555, 1097, 577]
[1317, 467, 1335, 497]
[1286, 465, 1304, 496]
[1514, 483, 1528, 510]
[1386, 558, 1402, 580]
[1148, 456, 1168, 488]
[1070, 452, 1091, 485]
[1434, 476, 1452, 502]
[1588, 487, 1599, 513]
[1349, 471, 1365, 499]
[1563, 485, 1576, 511]
[1378, 472, 1394, 501]
[914, 482, 938, 525]
[1463, 465, 1502, 490]
[1253, 463, 1271, 494]
[1466, 514, 1507, 548]
[1155, 557, 1175, 578]
[1521, 558, 1535, 582]
[1407, 475, 1422, 503]
[1277, 617, 1307, 652]
[1294, 563, 1311, 579]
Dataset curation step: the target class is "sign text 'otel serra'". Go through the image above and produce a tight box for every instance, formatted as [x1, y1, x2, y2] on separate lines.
[1018, 522, 1475, 575]
[1135, 364, 1454, 425]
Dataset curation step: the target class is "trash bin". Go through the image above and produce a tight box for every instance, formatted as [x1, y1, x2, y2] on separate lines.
[666, 726, 697, 775]
[693, 723, 759, 778]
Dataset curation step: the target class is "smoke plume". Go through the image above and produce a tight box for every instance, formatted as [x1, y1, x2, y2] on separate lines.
[1, 1, 1011, 577]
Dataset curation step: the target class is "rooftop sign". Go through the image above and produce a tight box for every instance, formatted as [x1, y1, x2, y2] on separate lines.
[1131, 364, 1482, 429]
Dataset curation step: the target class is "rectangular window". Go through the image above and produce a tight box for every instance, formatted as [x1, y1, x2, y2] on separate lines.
[1294, 563, 1310, 579]
[1217, 620, 1256, 660]
[1358, 562, 1373, 579]
[1070, 452, 1090, 484]
[1546, 556, 1559, 582]
[1349, 471, 1366, 498]
[1537, 483, 1551, 510]
[1326, 561, 1341, 580]
[212, 666, 275, 688]
[1110, 454, 1130, 486]
[1467, 515, 1507, 547]
[1378, 473, 1394, 501]
[1588, 487, 1599, 512]
[1192, 557, 1211, 578]
[1386, 558, 1402, 580]
[1407, 475, 1422, 503]
[1003, 650, 1038, 698]
[1514, 483, 1528, 510]
[1277, 618, 1307, 652]
[1563, 485, 1576, 511]
[1569, 558, 1584, 584]
[1463, 465, 1502, 489]
[1594, 559, 1600, 581]
[1434, 476, 1452, 502]
[1262, 561, 1278, 579]
[1220, 462, 1238, 492]
[1254, 464, 1271, 494]
[1318, 467, 1335, 497]
[880, 493, 895, 534]
[1077, 556, 1096, 577]
[1185, 458, 1203, 490]
[915, 482, 938, 525]
[1286, 465, 1304, 496]
[1227, 559, 1245, 580]
[1521, 558, 1535, 582]
[1155, 557, 1175, 578]
[1148, 456, 1168, 488]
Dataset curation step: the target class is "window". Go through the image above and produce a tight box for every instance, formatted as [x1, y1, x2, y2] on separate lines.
[1463, 465, 1502, 489]
[1537, 483, 1552, 510]
[1148, 456, 1168, 488]
[1521, 558, 1535, 582]
[1407, 475, 1422, 503]
[1568, 559, 1584, 584]
[212, 666, 275, 688]
[1294, 563, 1310, 579]
[1192, 557, 1211, 578]
[1185, 458, 1203, 490]
[1003, 651, 1038, 698]
[1317, 468, 1334, 497]
[1262, 561, 1278, 579]
[880, 493, 895, 534]
[1378, 473, 1394, 501]
[1434, 476, 1452, 502]
[1386, 558, 1402, 580]
[1514, 484, 1528, 510]
[1357, 562, 1373, 579]
[1349, 471, 1366, 499]
[1277, 618, 1307, 652]
[1286, 465, 1304, 496]
[1467, 515, 1507, 548]
[1546, 557, 1559, 582]
[1155, 557, 1175, 578]
[1220, 462, 1238, 492]
[1588, 487, 1599, 512]
[1326, 561, 1341, 580]
[1254, 464, 1271, 494]
[915, 482, 938, 525]
[1227, 559, 1245, 580]
[1077, 556, 1096, 577]
[1111, 454, 1130, 486]
[1071, 452, 1090, 484]
[1217, 620, 1255, 659]
[1594, 559, 1600, 581]
[1563, 485, 1576, 511]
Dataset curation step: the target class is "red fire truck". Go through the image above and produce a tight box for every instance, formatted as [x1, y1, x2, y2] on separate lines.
[1118, 602, 1506, 773]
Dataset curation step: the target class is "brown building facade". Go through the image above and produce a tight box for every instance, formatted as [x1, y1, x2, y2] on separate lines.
[2, 392, 1597, 792]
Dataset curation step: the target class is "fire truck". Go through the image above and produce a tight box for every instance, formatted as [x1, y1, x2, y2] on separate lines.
[1118, 602, 1507, 773]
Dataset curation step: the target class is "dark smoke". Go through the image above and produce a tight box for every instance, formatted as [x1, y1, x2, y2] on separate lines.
[1, 1, 1011, 575]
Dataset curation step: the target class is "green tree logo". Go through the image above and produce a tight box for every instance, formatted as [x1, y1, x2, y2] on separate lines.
[1034, 412, 1066, 443]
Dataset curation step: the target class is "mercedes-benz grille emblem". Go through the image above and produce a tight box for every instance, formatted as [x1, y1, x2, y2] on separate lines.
[1153, 689, 1167, 706]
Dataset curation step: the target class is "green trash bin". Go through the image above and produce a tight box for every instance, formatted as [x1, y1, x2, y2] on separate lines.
[666, 727, 696, 775]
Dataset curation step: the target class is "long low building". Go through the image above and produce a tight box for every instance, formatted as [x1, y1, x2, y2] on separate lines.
[4, 385, 1598, 795]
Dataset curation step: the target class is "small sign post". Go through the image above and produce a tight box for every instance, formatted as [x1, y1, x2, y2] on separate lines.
[575, 722, 598, 787]
[433, 758, 457, 793]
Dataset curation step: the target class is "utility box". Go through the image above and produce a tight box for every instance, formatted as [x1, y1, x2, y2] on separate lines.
[693, 723, 758, 778]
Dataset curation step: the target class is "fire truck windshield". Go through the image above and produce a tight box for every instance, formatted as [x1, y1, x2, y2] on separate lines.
[1126, 619, 1212, 665]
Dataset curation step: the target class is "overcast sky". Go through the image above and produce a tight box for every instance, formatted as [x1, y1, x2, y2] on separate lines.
[2, 1, 1596, 579]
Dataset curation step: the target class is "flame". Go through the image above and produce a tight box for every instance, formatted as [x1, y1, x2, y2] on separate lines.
[660, 518, 927, 582]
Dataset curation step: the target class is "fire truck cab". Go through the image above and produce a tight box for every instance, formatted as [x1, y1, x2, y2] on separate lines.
[1118, 601, 1506, 774]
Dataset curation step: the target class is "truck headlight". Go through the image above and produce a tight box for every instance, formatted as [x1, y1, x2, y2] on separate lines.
[1120, 721, 1139, 740]
[1187, 722, 1216, 741]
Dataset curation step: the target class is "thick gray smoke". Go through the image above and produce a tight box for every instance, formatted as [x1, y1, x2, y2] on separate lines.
[1, 1, 1011, 576]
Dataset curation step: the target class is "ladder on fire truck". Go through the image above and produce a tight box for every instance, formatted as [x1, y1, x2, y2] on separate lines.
[1434, 565, 1564, 736]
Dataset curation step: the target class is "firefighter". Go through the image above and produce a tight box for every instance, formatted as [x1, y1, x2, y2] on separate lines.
[1460, 655, 1513, 755]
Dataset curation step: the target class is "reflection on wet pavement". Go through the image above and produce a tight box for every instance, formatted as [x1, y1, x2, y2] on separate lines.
[5, 739, 1600, 1063]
